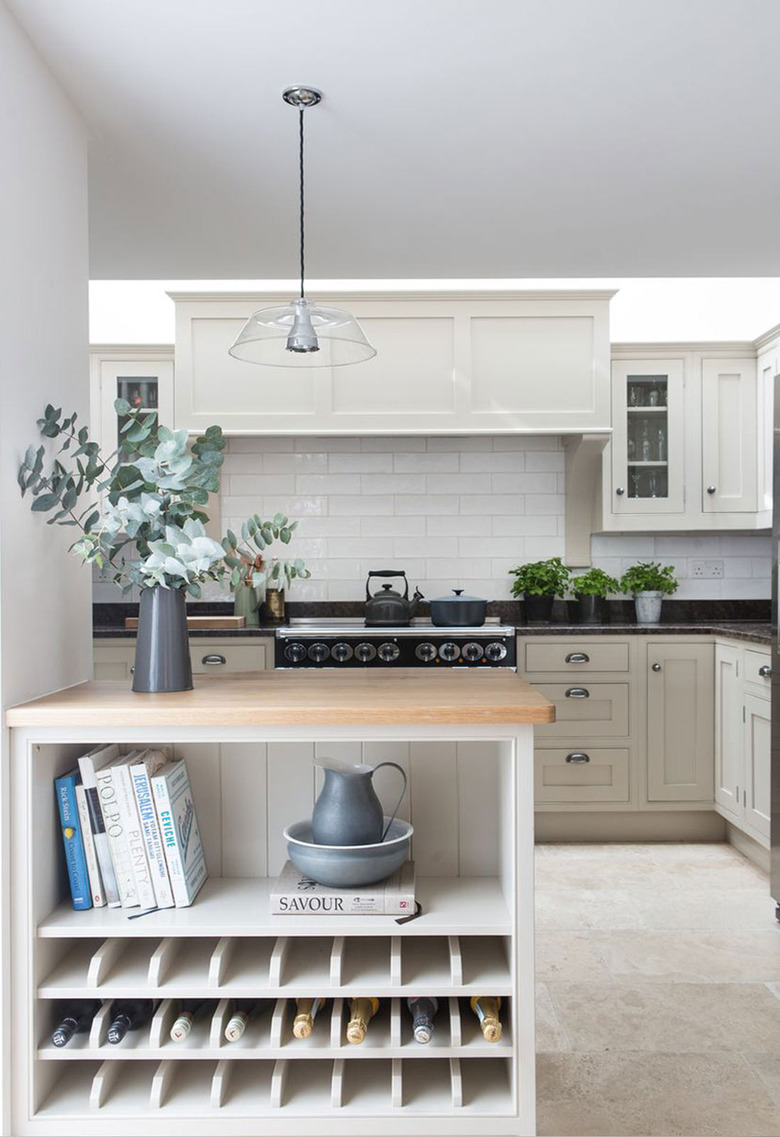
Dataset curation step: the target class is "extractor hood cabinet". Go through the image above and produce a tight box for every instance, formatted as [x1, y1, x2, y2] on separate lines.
[171, 290, 613, 435]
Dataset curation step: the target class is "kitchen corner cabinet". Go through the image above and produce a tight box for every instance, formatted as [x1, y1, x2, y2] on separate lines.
[602, 345, 770, 530]
[89, 347, 174, 454]
[171, 290, 612, 435]
[6, 674, 544, 1136]
[714, 640, 771, 846]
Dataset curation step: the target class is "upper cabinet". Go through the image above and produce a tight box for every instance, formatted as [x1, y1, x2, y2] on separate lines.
[171, 291, 613, 435]
[89, 346, 174, 453]
[601, 345, 772, 531]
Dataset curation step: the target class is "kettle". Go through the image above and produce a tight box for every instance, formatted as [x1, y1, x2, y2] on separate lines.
[365, 570, 423, 626]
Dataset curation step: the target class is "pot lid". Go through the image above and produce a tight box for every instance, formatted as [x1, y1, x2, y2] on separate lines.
[432, 588, 486, 604]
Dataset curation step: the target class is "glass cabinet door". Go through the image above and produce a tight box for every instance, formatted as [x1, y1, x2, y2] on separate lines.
[96, 358, 174, 453]
[611, 360, 685, 515]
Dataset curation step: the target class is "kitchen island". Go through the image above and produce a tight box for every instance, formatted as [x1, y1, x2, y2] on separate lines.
[7, 670, 553, 1137]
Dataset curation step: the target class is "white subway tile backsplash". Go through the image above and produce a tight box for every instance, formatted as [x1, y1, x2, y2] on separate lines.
[206, 436, 771, 602]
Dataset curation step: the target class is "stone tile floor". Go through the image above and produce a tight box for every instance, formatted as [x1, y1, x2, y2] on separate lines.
[535, 843, 780, 1136]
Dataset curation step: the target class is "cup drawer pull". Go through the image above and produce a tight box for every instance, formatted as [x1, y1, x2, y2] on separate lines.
[565, 652, 590, 664]
[565, 752, 591, 764]
[202, 654, 227, 666]
[565, 687, 590, 699]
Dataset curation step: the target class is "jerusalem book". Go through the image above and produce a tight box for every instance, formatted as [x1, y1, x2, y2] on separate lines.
[129, 749, 174, 909]
[77, 743, 121, 908]
[111, 752, 157, 911]
[75, 783, 105, 907]
[151, 759, 208, 907]
[54, 769, 92, 910]
[94, 752, 141, 908]
[270, 860, 416, 915]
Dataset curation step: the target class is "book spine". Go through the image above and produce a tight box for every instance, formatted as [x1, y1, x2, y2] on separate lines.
[131, 764, 174, 909]
[54, 774, 91, 910]
[75, 784, 105, 907]
[270, 891, 415, 915]
[152, 772, 189, 907]
[112, 764, 156, 910]
[95, 766, 139, 908]
[77, 754, 121, 908]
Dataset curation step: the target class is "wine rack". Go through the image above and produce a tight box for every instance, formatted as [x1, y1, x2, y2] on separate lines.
[12, 728, 536, 1135]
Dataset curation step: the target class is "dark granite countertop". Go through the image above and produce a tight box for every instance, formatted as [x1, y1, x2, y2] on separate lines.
[514, 621, 771, 645]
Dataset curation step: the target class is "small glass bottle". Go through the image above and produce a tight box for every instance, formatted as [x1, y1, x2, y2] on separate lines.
[640, 422, 651, 462]
[656, 425, 667, 462]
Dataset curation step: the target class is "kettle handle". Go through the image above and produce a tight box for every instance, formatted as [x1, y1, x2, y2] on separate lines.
[371, 762, 409, 841]
[366, 570, 409, 601]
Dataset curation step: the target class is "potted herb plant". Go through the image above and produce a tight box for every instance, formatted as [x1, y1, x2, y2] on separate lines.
[509, 556, 571, 623]
[19, 401, 310, 689]
[619, 561, 678, 624]
[570, 568, 620, 624]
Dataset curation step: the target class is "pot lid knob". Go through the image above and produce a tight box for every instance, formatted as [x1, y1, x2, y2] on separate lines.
[453, 589, 464, 595]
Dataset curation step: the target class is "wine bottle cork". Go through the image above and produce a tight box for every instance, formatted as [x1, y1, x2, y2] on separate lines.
[293, 998, 323, 1039]
[346, 997, 379, 1045]
[470, 995, 502, 1042]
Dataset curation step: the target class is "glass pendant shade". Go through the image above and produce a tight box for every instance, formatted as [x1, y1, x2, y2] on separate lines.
[229, 298, 377, 367]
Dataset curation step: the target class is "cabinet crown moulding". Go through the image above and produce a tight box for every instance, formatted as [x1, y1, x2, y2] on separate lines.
[612, 341, 758, 357]
[167, 289, 619, 304]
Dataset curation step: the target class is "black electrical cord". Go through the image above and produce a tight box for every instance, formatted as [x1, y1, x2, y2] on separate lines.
[298, 108, 305, 300]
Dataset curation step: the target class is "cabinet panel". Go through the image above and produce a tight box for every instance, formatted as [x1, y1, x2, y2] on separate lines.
[610, 360, 685, 516]
[533, 682, 629, 740]
[93, 643, 135, 681]
[523, 640, 629, 674]
[714, 644, 742, 819]
[534, 747, 630, 804]
[190, 643, 267, 674]
[743, 693, 771, 843]
[646, 644, 714, 802]
[701, 359, 757, 513]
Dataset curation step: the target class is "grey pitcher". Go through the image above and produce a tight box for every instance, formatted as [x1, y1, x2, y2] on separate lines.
[311, 759, 408, 846]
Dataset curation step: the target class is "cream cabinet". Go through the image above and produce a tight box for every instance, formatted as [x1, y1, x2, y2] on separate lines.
[89, 346, 174, 453]
[714, 639, 771, 846]
[603, 346, 770, 530]
[94, 637, 272, 679]
[171, 290, 612, 435]
[644, 640, 714, 804]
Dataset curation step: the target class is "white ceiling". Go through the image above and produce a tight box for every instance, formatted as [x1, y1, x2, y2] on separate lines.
[9, 0, 780, 279]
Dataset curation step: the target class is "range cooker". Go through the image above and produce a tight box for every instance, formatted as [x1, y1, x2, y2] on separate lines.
[275, 620, 516, 669]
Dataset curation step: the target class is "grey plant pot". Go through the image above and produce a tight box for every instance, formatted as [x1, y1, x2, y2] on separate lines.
[634, 591, 663, 624]
[132, 585, 193, 693]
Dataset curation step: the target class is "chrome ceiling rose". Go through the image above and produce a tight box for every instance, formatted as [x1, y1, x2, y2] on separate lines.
[228, 85, 376, 368]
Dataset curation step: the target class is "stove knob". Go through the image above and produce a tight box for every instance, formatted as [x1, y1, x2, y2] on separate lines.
[485, 641, 508, 662]
[307, 642, 330, 663]
[439, 642, 461, 662]
[462, 642, 485, 662]
[415, 642, 437, 662]
[284, 642, 307, 663]
[355, 642, 377, 663]
[331, 642, 354, 663]
[378, 641, 401, 663]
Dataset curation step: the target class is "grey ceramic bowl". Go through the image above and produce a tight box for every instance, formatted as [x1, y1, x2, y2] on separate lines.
[283, 817, 413, 888]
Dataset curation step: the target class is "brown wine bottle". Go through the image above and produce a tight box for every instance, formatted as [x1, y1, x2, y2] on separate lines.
[346, 997, 379, 1045]
[470, 995, 502, 1042]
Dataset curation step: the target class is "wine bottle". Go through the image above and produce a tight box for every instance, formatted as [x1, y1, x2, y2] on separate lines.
[292, 997, 325, 1039]
[170, 999, 218, 1042]
[470, 995, 502, 1042]
[224, 999, 272, 1043]
[106, 998, 157, 1044]
[407, 996, 438, 1044]
[51, 999, 102, 1048]
[346, 997, 379, 1045]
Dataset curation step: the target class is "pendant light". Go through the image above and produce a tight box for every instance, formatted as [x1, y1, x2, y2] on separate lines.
[229, 86, 377, 367]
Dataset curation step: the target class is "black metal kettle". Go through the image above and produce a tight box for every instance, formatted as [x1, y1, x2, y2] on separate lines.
[365, 570, 423, 626]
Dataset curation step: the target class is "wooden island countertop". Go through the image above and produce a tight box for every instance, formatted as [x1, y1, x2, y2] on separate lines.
[6, 668, 554, 728]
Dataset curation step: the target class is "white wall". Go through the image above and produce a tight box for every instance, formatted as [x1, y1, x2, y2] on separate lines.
[0, 6, 90, 1132]
[209, 435, 772, 603]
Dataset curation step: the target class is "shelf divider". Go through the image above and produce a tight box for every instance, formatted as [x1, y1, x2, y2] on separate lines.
[448, 935, 463, 986]
[210, 1058, 232, 1108]
[390, 936, 402, 986]
[450, 1057, 463, 1108]
[392, 1058, 403, 1108]
[390, 997, 402, 1047]
[330, 1058, 345, 1108]
[150, 1060, 175, 1109]
[89, 1000, 112, 1048]
[448, 996, 462, 1047]
[89, 1060, 121, 1110]
[270, 997, 288, 1047]
[148, 937, 177, 987]
[270, 1059, 288, 1108]
[330, 998, 344, 1048]
[329, 936, 344, 986]
[210, 998, 232, 1047]
[268, 937, 289, 987]
[150, 998, 177, 1047]
[208, 937, 236, 987]
[87, 938, 126, 988]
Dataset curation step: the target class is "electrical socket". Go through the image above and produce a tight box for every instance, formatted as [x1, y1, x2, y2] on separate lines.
[690, 559, 723, 579]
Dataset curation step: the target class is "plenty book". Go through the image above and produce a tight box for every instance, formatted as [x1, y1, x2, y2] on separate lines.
[271, 861, 416, 915]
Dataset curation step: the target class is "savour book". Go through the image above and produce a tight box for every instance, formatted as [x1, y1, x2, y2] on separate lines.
[271, 861, 416, 915]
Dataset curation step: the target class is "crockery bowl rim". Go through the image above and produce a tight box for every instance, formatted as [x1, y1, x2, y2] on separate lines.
[284, 816, 413, 851]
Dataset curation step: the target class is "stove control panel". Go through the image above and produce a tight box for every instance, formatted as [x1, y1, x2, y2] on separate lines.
[276, 632, 516, 669]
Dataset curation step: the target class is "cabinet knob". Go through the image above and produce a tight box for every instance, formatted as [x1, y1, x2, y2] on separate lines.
[651, 662, 662, 672]
[565, 752, 590, 764]
[202, 653, 227, 666]
[615, 487, 625, 496]
[565, 687, 590, 699]
[707, 485, 716, 494]
[759, 665, 772, 678]
[129, 666, 135, 674]
[565, 652, 590, 664]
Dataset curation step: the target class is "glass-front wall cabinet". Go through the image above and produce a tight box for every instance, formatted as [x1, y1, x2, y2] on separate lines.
[90, 352, 174, 453]
[610, 359, 685, 515]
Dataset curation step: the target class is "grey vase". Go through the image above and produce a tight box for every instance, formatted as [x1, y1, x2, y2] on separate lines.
[132, 586, 193, 693]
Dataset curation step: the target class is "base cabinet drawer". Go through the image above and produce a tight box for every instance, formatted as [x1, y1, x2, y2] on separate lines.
[743, 648, 772, 698]
[523, 640, 630, 673]
[533, 682, 630, 739]
[535, 748, 630, 804]
[191, 643, 267, 673]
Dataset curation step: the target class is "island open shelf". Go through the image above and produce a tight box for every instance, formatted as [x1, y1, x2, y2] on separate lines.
[8, 671, 550, 1136]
